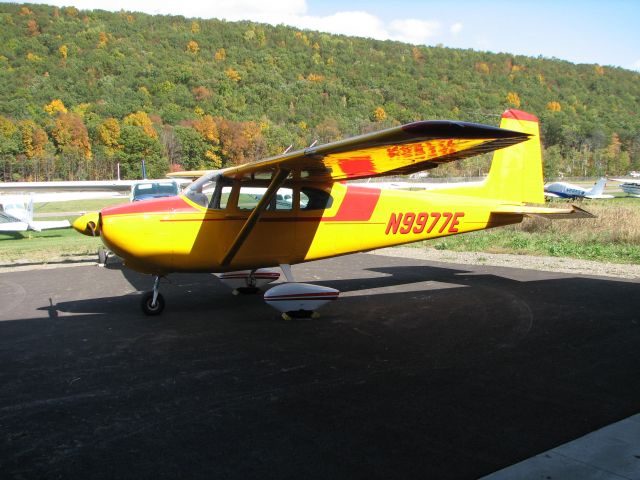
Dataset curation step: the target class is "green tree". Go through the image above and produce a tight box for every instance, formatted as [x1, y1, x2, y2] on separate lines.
[543, 145, 562, 180]
[174, 126, 212, 170]
[116, 125, 168, 179]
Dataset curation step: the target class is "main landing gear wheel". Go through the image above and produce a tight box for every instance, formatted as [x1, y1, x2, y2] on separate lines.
[141, 276, 164, 315]
[141, 291, 165, 315]
[234, 286, 260, 295]
[282, 310, 320, 321]
[97, 247, 109, 266]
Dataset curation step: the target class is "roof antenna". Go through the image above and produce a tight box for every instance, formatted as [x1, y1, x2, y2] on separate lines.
[282, 144, 293, 154]
[308, 140, 318, 148]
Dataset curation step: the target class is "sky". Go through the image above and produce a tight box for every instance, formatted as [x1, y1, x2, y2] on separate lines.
[9, 0, 640, 71]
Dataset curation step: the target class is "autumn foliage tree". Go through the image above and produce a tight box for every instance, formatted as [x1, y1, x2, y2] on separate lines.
[186, 40, 199, 54]
[50, 113, 92, 179]
[506, 92, 521, 108]
[97, 118, 121, 153]
[373, 107, 387, 122]
[215, 118, 265, 165]
[44, 99, 67, 116]
[123, 111, 157, 138]
[19, 120, 48, 159]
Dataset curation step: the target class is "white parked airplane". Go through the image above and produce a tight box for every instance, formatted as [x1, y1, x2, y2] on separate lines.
[610, 178, 640, 197]
[0, 195, 70, 232]
[544, 178, 613, 199]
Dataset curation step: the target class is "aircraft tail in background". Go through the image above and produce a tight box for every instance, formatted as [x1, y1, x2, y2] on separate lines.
[584, 178, 613, 199]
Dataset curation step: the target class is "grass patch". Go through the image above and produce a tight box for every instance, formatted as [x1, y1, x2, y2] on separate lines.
[423, 199, 640, 264]
[0, 217, 102, 263]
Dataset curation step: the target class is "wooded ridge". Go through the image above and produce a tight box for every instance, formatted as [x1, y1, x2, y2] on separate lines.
[0, 3, 638, 181]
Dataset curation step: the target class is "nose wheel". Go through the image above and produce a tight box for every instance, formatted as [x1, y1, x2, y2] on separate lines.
[141, 276, 165, 315]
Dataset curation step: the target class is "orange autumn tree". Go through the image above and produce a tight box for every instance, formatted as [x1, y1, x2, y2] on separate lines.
[51, 113, 92, 159]
[215, 117, 265, 165]
[18, 120, 48, 159]
[190, 115, 221, 167]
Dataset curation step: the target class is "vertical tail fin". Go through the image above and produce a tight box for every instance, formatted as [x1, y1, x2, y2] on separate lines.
[26, 194, 35, 222]
[587, 178, 607, 196]
[481, 109, 544, 204]
[425, 109, 544, 204]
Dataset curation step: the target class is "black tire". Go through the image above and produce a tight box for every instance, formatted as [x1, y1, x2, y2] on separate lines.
[236, 286, 260, 294]
[98, 248, 108, 266]
[286, 309, 314, 319]
[141, 291, 165, 315]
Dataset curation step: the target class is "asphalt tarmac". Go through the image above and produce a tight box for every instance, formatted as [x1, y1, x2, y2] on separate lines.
[1, 253, 639, 479]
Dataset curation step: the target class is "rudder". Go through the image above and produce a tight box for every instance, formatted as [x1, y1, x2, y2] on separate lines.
[482, 109, 544, 204]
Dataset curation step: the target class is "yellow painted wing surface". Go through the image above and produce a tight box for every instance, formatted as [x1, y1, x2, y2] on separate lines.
[218, 121, 530, 182]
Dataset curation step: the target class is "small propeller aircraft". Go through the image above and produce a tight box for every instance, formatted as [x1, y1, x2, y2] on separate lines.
[611, 177, 640, 197]
[73, 110, 591, 318]
[0, 194, 70, 232]
[544, 177, 614, 199]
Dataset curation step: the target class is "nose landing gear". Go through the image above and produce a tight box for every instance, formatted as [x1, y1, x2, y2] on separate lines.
[141, 276, 165, 315]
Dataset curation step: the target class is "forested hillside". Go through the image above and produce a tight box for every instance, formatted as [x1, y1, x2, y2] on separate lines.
[0, 3, 639, 181]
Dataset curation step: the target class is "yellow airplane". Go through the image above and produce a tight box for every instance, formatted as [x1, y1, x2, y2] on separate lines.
[73, 109, 590, 317]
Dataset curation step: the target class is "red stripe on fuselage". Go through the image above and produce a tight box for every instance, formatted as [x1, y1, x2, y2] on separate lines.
[322, 185, 381, 222]
[101, 195, 198, 216]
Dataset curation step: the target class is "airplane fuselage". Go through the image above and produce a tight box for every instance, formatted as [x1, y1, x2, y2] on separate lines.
[544, 182, 588, 199]
[97, 182, 522, 275]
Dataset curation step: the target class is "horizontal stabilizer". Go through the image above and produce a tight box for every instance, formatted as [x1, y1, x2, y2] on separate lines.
[30, 220, 71, 230]
[493, 204, 595, 219]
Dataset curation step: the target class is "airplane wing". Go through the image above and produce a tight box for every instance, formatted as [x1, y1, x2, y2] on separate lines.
[0, 179, 191, 196]
[544, 191, 561, 198]
[610, 178, 640, 185]
[217, 121, 529, 183]
[0, 180, 136, 193]
[202, 120, 529, 266]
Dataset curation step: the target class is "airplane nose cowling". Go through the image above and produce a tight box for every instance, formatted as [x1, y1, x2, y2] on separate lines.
[72, 212, 100, 236]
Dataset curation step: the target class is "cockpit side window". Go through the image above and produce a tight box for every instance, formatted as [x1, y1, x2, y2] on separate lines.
[300, 187, 333, 210]
[208, 178, 233, 209]
[237, 186, 293, 211]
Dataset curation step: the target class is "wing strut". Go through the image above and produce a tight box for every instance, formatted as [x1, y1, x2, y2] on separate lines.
[221, 168, 291, 266]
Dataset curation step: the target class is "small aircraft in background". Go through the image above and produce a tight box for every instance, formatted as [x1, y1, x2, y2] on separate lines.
[130, 179, 181, 202]
[0, 178, 189, 234]
[610, 177, 640, 197]
[544, 177, 614, 199]
[72, 109, 591, 318]
[0, 194, 70, 232]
